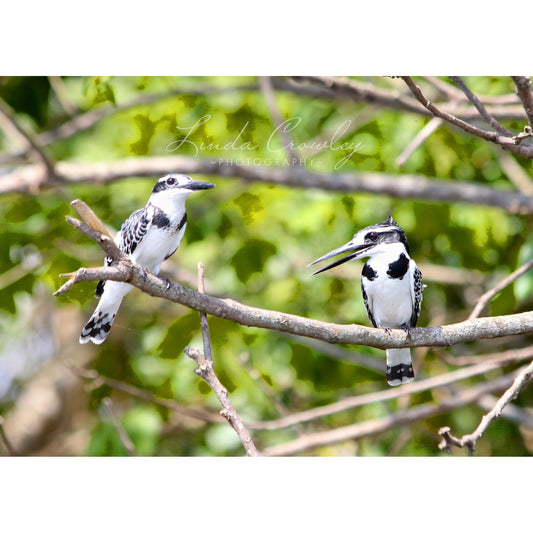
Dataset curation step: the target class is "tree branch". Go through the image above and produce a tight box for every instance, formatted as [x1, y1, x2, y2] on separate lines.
[276, 77, 528, 122]
[5, 155, 533, 215]
[511, 76, 533, 130]
[261, 371, 518, 456]
[468, 256, 533, 320]
[248, 346, 533, 431]
[438, 359, 533, 455]
[401, 76, 533, 159]
[449, 76, 513, 137]
[55, 224, 533, 352]
[197, 263, 212, 362]
[185, 347, 260, 456]
[0, 97, 56, 179]
[66, 363, 223, 424]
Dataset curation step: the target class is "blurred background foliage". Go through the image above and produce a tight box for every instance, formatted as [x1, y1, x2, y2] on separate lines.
[1, 75, 533, 457]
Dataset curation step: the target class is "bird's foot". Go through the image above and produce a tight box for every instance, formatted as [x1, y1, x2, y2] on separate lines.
[158, 274, 172, 290]
[401, 323, 412, 339]
[140, 267, 149, 281]
[378, 325, 392, 335]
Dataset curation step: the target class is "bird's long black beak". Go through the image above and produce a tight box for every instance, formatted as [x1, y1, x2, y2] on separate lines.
[182, 180, 215, 190]
[307, 242, 371, 275]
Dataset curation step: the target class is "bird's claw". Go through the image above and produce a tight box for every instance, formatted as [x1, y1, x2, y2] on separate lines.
[401, 323, 412, 339]
[378, 325, 392, 335]
[158, 274, 172, 290]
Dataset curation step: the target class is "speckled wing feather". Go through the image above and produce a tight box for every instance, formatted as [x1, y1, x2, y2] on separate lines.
[410, 265, 423, 327]
[95, 207, 151, 298]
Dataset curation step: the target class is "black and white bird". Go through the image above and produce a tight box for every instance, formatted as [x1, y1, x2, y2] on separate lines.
[79, 173, 215, 345]
[309, 216, 424, 386]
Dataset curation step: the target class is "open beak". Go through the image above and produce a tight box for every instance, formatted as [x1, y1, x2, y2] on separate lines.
[307, 241, 372, 275]
[182, 180, 215, 190]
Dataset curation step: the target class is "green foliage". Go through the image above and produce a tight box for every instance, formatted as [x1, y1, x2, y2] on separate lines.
[1, 76, 533, 457]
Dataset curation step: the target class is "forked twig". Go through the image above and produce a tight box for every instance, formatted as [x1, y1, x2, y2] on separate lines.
[511, 76, 533, 130]
[185, 347, 260, 456]
[468, 256, 533, 320]
[438, 359, 533, 455]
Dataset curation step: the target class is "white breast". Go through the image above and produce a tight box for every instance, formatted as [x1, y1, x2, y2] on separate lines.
[363, 249, 415, 328]
[131, 224, 187, 274]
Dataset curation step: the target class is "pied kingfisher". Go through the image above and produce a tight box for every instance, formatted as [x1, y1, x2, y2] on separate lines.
[79, 174, 215, 345]
[309, 216, 424, 386]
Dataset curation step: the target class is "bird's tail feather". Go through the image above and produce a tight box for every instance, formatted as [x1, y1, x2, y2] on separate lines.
[79, 282, 131, 344]
[386, 348, 414, 386]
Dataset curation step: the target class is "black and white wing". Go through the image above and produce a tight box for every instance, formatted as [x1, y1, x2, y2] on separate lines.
[409, 264, 424, 327]
[117, 207, 152, 255]
[95, 207, 151, 297]
[360, 280, 377, 328]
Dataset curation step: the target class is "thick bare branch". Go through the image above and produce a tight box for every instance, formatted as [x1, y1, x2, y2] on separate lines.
[5, 155, 533, 215]
[55, 256, 533, 351]
[55, 215, 533, 351]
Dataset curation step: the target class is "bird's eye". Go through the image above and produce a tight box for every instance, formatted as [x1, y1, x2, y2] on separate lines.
[166, 177, 176, 185]
[367, 232, 378, 241]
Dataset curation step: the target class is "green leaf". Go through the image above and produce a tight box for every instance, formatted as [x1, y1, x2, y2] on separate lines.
[157, 312, 199, 359]
[230, 238, 277, 283]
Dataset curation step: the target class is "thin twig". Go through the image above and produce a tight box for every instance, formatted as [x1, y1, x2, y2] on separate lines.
[102, 397, 137, 456]
[434, 345, 533, 367]
[70, 199, 116, 240]
[259, 76, 301, 164]
[449, 76, 513, 137]
[468, 256, 533, 320]
[476, 394, 533, 430]
[48, 76, 78, 116]
[494, 148, 533, 195]
[0, 97, 55, 177]
[0, 416, 18, 456]
[185, 347, 260, 456]
[395, 115, 444, 168]
[438, 359, 533, 455]
[197, 262, 212, 361]
[401, 77, 533, 159]
[66, 362, 222, 423]
[511, 76, 533, 130]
